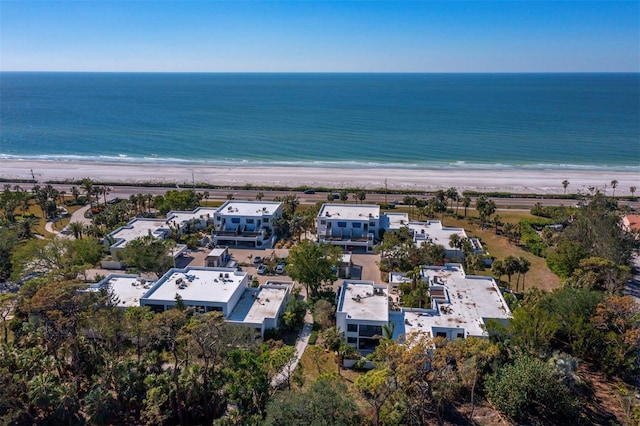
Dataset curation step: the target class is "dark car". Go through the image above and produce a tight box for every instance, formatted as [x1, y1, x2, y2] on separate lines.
[303, 189, 315, 194]
[253, 256, 262, 264]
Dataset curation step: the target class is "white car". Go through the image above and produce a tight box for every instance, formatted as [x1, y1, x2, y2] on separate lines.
[256, 264, 267, 275]
[275, 263, 286, 275]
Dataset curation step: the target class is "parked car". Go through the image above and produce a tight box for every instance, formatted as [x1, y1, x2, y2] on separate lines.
[256, 264, 267, 275]
[303, 189, 315, 194]
[275, 263, 286, 275]
[253, 256, 262, 264]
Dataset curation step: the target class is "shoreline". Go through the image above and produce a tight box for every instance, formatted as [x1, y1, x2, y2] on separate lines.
[1, 159, 638, 195]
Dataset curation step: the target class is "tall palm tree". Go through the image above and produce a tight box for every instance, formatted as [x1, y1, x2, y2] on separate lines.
[70, 186, 80, 205]
[517, 256, 531, 292]
[17, 216, 37, 239]
[610, 180, 618, 197]
[462, 195, 471, 217]
[562, 180, 569, 195]
[81, 178, 94, 206]
[630, 186, 637, 199]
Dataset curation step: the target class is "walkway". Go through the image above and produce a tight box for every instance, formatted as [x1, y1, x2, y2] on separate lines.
[271, 310, 314, 388]
[44, 204, 92, 238]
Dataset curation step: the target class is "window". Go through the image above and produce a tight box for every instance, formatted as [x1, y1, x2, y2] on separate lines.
[231, 218, 240, 224]
[320, 220, 326, 225]
[457, 333, 464, 339]
[337, 221, 347, 228]
[359, 325, 382, 337]
[436, 332, 447, 338]
[369, 222, 376, 227]
[246, 219, 254, 224]
[347, 337, 357, 344]
[352, 222, 361, 228]
[347, 324, 358, 332]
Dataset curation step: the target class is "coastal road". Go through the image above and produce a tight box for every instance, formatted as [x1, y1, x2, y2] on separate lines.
[4, 182, 639, 210]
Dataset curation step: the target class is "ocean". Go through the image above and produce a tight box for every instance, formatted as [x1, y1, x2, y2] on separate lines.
[1, 72, 638, 171]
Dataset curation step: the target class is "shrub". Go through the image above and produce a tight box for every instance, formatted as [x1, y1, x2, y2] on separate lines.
[308, 330, 318, 345]
[486, 356, 579, 424]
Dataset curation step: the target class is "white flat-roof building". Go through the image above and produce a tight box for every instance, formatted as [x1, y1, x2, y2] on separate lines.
[390, 264, 511, 342]
[105, 217, 189, 258]
[212, 201, 282, 248]
[141, 267, 248, 315]
[380, 212, 410, 232]
[336, 280, 389, 353]
[406, 220, 485, 259]
[87, 274, 157, 308]
[317, 204, 380, 252]
[166, 207, 218, 234]
[227, 281, 293, 338]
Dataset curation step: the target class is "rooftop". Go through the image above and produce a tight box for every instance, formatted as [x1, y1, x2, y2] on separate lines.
[406, 220, 467, 250]
[167, 207, 218, 225]
[338, 280, 389, 322]
[408, 264, 511, 338]
[91, 274, 156, 308]
[217, 200, 281, 217]
[318, 203, 381, 220]
[227, 281, 292, 325]
[143, 267, 247, 304]
[382, 212, 410, 230]
[109, 218, 169, 249]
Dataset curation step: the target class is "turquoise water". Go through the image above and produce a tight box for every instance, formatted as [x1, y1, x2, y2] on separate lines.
[1, 72, 638, 171]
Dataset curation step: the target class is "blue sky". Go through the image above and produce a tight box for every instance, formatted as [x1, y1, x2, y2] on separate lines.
[1, 1, 638, 72]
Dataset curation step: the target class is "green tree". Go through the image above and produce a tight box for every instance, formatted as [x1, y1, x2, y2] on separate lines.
[610, 179, 618, 197]
[486, 356, 579, 424]
[562, 179, 570, 195]
[286, 240, 342, 299]
[339, 190, 349, 204]
[265, 374, 361, 426]
[115, 235, 176, 278]
[68, 221, 85, 240]
[475, 195, 496, 228]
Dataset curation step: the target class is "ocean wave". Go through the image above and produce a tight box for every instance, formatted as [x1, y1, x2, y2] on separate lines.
[1, 153, 638, 172]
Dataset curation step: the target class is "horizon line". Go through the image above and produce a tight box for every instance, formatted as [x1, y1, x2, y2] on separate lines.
[2, 70, 639, 74]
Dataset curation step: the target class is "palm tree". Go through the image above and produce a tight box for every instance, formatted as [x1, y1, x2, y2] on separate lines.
[610, 180, 618, 197]
[562, 180, 569, 195]
[70, 186, 80, 204]
[517, 256, 531, 292]
[17, 216, 37, 239]
[492, 214, 502, 235]
[255, 192, 264, 201]
[69, 221, 85, 239]
[339, 190, 348, 204]
[449, 233, 461, 259]
[630, 186, 637, 199]
[462, 195, 471, 217]
[357, 190, 367, 204]
[81, 178, 94, 206]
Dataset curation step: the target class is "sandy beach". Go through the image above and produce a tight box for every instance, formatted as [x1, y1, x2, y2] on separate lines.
[1, 160, 638, 196]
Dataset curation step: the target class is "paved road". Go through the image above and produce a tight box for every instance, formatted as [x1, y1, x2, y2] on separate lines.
[9, 181, 635, 210]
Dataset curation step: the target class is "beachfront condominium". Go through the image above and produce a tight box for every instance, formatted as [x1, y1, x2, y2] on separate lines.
[212, 201, 282, 248]
[317, 204, 380, 252]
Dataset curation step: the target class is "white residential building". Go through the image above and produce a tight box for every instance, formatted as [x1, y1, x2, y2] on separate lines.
[89, 269, 291, 338]
[166, 207, 218, 234]
[105, 218, 188, 258]
[212, 201, 282, 248]
[406, 220, 485, 259]
[141, 267, 248, 315]
[336, 280, 389, 353]
[227, 281, 293, 338]
[390, 264, 512, 342]
[88, 274, 157, 308]
[317, 204, 380, 252]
